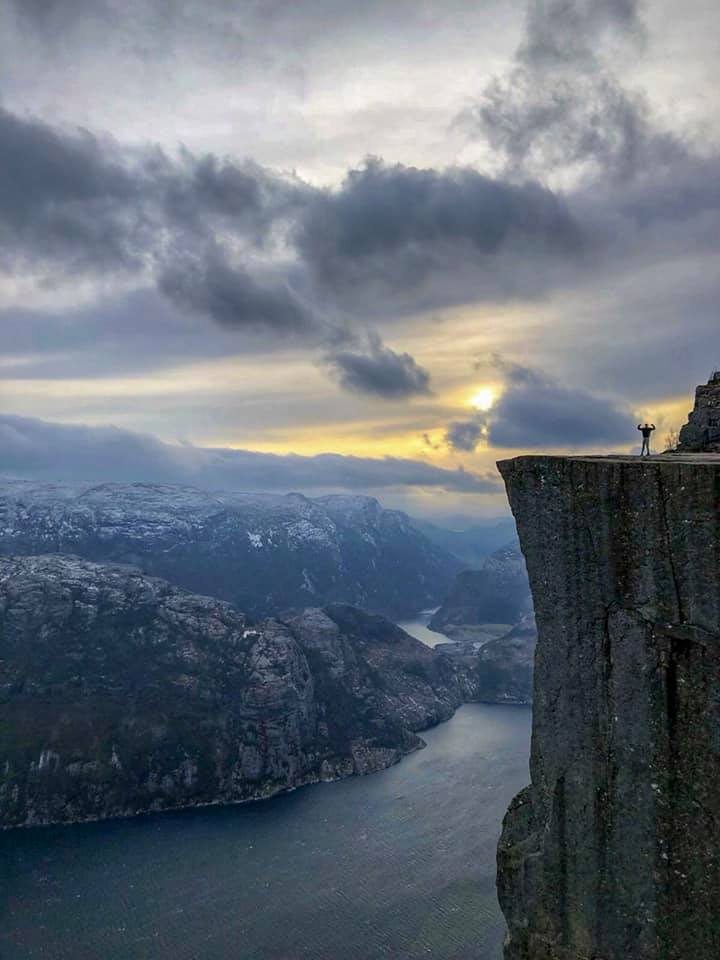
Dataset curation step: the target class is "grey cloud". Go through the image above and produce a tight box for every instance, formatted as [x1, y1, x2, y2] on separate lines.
[0, 106, 144, 273]
[445, 419, 486, 452]
[0, 102, 587, 362]
[324, 334, 431, 398]
[2, 0, 719, 396]
[0, 105, 310, 329]
[446, 358, 634, 450]
[0, 107, 280, 272]
[489, 370, 635, 448]
[521, 0, 644, 68]
[460, 0, 682, 183]
[0, 289, 305, 381]
[158, 249, 316, 333]
[0, 414, 500, 495]
[296, 158, 581, 305]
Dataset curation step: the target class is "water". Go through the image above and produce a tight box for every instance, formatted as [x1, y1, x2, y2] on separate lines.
[396, 609, 448, 648]
[0, 705, 530, 960]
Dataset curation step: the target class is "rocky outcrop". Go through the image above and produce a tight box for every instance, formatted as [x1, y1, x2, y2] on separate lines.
[434, 614, 536, 704]
[496, 455, 720, 960]
[475, 614, 536, 703]
[0, 555, 471, 828]
[429, 543, 531, 640]
[0, 481, 461, 619]
[677, 372, 720, 451]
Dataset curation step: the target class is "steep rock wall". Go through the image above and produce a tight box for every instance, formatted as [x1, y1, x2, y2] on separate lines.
[496, 455, 720, 960]
[0, 556, 472, 828]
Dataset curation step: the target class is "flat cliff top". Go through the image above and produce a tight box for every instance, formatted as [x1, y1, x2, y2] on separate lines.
[499, 452, 720, 466]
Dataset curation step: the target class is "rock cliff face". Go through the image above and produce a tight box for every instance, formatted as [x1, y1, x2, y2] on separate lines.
[677, 372, 720, 452]
[0, 556, 471, 828]
[0, 481, 460, 619]
[496, 455, 720, 960]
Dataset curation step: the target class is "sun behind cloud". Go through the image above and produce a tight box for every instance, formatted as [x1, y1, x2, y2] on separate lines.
[469, 386, 496, 411]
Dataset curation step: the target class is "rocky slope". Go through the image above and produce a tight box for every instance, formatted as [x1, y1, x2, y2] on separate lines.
[435, 614, 536, 704]
[0, 555, 472, 828]
[429, 542, 532, 640]
[497, 454, 720, 960]
[0, 480, 461, 619]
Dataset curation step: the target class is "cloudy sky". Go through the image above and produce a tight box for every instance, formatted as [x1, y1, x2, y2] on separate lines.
[1, 0, 719, 520]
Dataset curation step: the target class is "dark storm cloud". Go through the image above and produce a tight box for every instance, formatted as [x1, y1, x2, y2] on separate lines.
[0, 105, 309, 326]
[488, 368, 635, 448]
[158, 250, 316, 333]
[0, 101, 587, 383]
[445, 358, 634, 450]
[296, 158, 582, 304]
[0, 414, 500, 494]
[324, 334, 431, 398]
[0, 106, 144, 272]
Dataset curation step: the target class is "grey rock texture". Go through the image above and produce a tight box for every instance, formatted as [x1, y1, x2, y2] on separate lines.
[429, 542, 532, 639]
[0, 480, 461, 619]
[497, 455, 720, 960]
[0, 556, 472, 828]
[476, 614, 536, 704]
[434, 614, 536, 704]
[677, 372, 720, 452]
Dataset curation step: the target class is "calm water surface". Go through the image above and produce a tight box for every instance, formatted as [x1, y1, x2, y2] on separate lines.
[397, 609, 448, 648]
[1, 610, 530, 960]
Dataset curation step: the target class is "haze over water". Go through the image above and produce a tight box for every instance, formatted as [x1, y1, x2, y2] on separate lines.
[0, 704, 530, 960]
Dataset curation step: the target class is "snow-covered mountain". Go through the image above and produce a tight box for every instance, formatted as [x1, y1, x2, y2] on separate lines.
[0, 479, 461, 618]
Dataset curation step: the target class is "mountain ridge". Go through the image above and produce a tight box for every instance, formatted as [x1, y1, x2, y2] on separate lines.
[0, 479, 461, 619]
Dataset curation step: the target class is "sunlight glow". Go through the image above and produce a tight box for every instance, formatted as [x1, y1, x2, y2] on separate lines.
[469, 386, 496, 411]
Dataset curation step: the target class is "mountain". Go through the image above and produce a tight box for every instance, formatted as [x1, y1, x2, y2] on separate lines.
[434, 614, 536, 704]
[429, 542, 532, 640]
[0, 555, 475, 828]
[410, 516, 518, 569]
[0, 480, 461, 619]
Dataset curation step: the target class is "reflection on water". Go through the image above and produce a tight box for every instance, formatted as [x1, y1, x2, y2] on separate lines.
[0, 705, 530, 960]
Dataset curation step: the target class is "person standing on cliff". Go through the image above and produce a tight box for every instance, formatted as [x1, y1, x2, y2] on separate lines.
[637, 422, 656, 455]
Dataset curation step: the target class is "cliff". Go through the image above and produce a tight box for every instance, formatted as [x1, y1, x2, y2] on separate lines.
[0, 481, 461, 619]
[677, 372, 720, 452]
[0, 556, 471, 828]
[496, 455, 720, 960]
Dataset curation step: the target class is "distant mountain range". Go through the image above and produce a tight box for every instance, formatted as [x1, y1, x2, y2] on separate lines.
[0, 478, 536, 827]
[409, 516, 518, 569]
[0, 480, 462, 619]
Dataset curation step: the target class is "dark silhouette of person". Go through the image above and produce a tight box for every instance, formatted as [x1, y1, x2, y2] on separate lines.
[637, 422, 656, 456]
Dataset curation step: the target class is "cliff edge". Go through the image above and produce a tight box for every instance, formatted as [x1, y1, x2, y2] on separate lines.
[496, 454, 720, 960]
